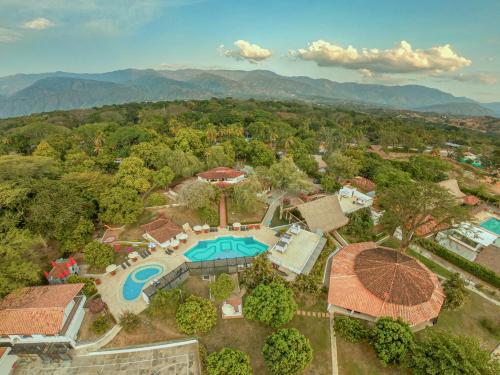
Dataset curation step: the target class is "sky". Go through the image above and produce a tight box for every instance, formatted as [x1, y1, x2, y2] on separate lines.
[1, 0, 499, 102]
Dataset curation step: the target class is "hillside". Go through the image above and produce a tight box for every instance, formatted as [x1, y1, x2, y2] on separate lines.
[0, 68, 495, 118]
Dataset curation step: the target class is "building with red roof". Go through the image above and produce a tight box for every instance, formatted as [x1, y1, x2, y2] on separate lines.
[0, 284, 86, 358]
[463, 195, 480, 206]
[44, 256, 79, 284]
[142, 214, 184, 248]
[197, 167, 245, 186]
[327, 242, 444, 329]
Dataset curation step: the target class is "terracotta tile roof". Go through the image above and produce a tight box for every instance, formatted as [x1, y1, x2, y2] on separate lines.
[0, 284, 84, 335]
[197, 167, 244, 180]
[415, 215, 448, 237]
[349, 177, 376, 192]
[463, 195, 480, 206]
[47, 257, 77, 279]
[328, 242, 444, 326]
[142, 215, 183, 244]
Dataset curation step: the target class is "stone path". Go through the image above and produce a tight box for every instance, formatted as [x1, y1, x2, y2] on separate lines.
[219, 193, 227, 228]
[262, 191, 285, 227]
[296, 310, 330, 318]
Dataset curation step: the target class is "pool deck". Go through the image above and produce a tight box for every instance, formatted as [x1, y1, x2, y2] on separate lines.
[97, 227, 277, 318]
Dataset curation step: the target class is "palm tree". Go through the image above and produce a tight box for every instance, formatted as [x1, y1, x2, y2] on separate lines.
[93, 132, 105, 155]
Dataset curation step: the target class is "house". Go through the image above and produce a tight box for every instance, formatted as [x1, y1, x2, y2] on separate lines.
[197, 167, 245, 187]
[288, 195, 348, 233]
[436, 222, 498, 261]
[338, 186, 374, 214]
[463, 195, 480, 206]
[142, 215, 184, 249]
[221, 297, 243, 319]
[0, 284, 85, 358]
[44, 256, 79, 284]
[327, 242, 445, 330]
[348, 176, 376, 193]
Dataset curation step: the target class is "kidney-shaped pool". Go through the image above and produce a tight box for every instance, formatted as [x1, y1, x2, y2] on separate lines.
[122, 264, 164, 301]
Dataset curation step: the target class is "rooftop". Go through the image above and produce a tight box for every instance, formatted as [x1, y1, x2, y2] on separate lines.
[142, 215, 183, 244]
[295, 195, 348, 232]
[0, 283, 84, 335]
[197, 167, 244, 180]
[328, 242, 444, 326]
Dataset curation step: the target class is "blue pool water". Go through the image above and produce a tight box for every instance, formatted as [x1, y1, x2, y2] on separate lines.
[480, 218, 500, 235]
[184, 236, 268, 262]
[122, 264, 164, 301]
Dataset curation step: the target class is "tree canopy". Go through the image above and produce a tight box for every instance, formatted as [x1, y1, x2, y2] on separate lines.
[209, 273, 235, 301]
[371, 317, 414, 365]
[207, 348, 253, 375]
[175, 295, 217, 334]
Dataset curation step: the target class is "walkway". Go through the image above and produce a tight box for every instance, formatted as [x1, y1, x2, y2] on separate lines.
[296, 310, 330, 318]
[219, 193, 227, 227]
[262, 191, 286, 227]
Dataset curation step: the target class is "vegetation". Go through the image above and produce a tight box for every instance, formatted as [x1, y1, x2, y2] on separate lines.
[145, 192, 167, 207]
[241, 253, 283, 290]
[146, 288, 182, 319]
[66, 275, 97, 297]
[119, 311, 140, 333]
[83, 241, 115, 269]
[334, 316, 370, 343]
[410, 331, 500, 375]
[415, 238, 500, 288]
[176, 295, 217, 335]
[341, 208, 375, 242]
[443, 273, 468, 310]
[262, 328, 313, 375]
[244, 282, 297, 328]
[371, 317, 414, 365]
[91, 315, 112, 335]
[207, 348, 253, 375]
[209, 274, 235, 301]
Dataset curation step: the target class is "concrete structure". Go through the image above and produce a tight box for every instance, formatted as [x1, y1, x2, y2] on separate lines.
[338, 186, 374, 214]
[327, 242, 444, 329]
[197, 167, 245, 186]
[436, 222, 498, 261]
[221, 297, 243, 319]
[44, 256, 79, 284]
[0, 284, 86, 359]
[0, 347, 17, 375]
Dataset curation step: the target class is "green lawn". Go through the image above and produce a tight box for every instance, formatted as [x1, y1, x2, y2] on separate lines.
[407, 248, 453, 279]
[226, 198, 267, 224]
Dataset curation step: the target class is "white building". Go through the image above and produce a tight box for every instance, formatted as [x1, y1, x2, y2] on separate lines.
[338, 186, 374, 214]
[0, 284, 86, 359]
[197, 167, 245, 186]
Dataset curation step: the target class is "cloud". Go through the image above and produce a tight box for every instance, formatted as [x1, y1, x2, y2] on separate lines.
[220, 40, 272, 63]
[451, 72, 498, 85]
[290, 40, 471, 75]
[23, 17, 55, 30]
[0, 27, 21, 43]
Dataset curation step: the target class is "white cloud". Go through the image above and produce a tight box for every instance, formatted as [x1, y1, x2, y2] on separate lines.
[290, 40, 471, 75]
[23, 17, 55, 30]
[451, 72, 498, 85]
[220, 40, 272, 63]
[0, 27, 21, 43]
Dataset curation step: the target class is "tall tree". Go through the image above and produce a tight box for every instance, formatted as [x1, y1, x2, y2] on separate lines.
[114, 156, 152, 193]
[207, 348, 253, 375]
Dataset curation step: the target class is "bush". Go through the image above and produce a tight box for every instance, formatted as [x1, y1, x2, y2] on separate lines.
[244, 282, 297, 328]
[334, 316, 370, 343]
[146, 289, 181, 319]
[84, 241, 115, 269]
[209, 273, 235, 301]
[415, 238, 500, 288]
[443, 273, 468, 310]
[91, 315, 111, 335]
[262, 328, 313, 375]
[145, 192, 167, 207]
[119, 311, 140, 333]
[67, 275, 97, 297]
[371, 317, 414, 365]
[176, 296, 217, 334]
[198, 206, 218, 226]
[207, 348, 253, 375]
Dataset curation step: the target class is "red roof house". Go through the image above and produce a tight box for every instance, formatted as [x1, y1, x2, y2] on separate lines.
[142, 214, 183, 248]
[44, 256, 79, 284]
[463, 195, 480, 206]
[197, 167, 245, 185]
[327, 242, 445, 328]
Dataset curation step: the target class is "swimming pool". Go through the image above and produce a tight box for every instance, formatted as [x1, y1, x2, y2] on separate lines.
[480, 217, 500, 236]
[184, 236, 268, 262]
[122, 264, 164, 301]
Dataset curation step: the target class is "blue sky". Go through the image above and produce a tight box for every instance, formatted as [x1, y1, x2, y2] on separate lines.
[1, 0, 499, 101]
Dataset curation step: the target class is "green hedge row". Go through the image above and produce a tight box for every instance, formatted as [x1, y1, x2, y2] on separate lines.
[414, 238, 500, 288]
[460, 186, 500, 206]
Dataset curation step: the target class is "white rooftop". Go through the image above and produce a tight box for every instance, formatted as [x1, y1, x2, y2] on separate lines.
[455, 222, 497, 247]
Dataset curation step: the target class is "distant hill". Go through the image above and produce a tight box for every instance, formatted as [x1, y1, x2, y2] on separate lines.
[0, 68, 496, 118]
[482, 102, 500, 117]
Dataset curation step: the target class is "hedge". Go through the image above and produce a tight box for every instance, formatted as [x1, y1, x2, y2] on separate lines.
[414, 238, 500, 288]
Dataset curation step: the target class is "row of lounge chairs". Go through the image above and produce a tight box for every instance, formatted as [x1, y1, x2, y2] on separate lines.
[274, 224, 301, 253]
[228, 225, 251, 231]
[164, 249, 174, 255]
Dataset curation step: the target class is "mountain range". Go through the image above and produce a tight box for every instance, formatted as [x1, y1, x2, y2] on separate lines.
[0, 68, 498, 119]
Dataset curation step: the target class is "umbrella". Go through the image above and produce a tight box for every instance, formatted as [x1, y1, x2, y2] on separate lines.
[202, 224, 210, 231]
[177, 233, 188, 240]
[233, 222, 241, 228]
[193, 225, 202, 232]
[128, 251, 139, 259]
[105, 264, 117, 273]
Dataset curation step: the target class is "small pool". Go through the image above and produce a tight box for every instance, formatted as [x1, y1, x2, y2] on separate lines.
[480, 217, 500, 236]
[122, 264, 164, 301]
[184, 236, 268, 262]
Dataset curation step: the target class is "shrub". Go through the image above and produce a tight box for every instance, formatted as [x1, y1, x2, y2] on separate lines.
[207, 348, 253, 375]
[415, 238, 500, 288]
[443, 273, 468, 310]
[334, 316, 370, 343]
[262, 328, 313, 375]
[91, 315, 111, 335]
[209, 273, 235, 301]
[145, 192, 167, 207]
[244, 282, 297, 328]
[67, 275, 97, 297]
[84, 241, 115, 269]
[176, 296, 217, 334]
[371, 317, 414, 365]
[198, 206, 218, 226]
[119, 311, 140, 333]
[146, 289, 181, 319]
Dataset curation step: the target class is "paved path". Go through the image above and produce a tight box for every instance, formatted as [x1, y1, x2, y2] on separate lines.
[262, 191, 285, 227]
[219, 193, 227, 227]
[329, 314, 339, 375]
[296, 310, 330, 318]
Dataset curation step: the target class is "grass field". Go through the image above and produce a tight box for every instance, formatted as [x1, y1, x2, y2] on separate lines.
[226, 198, 267, 224]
